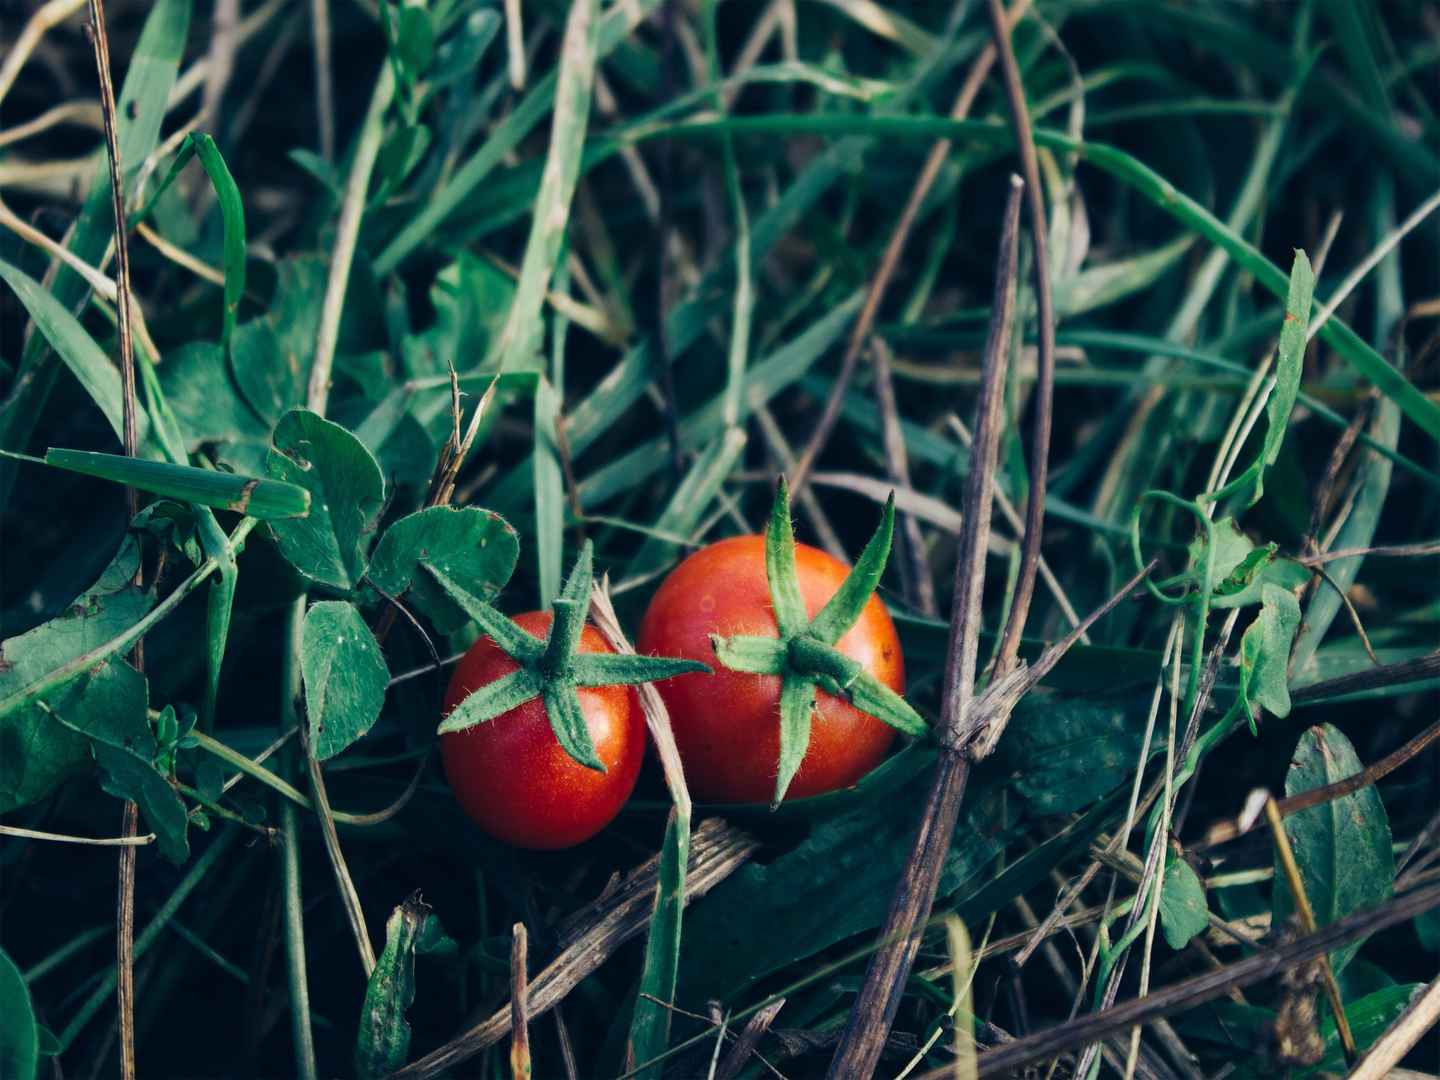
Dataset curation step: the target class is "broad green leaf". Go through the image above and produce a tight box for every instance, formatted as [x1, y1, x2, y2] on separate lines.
[0, 947, 38, 1080]
[0, 257, 148, 451]
[809, 493, 894, 645]
[231, 320, 304, 428]
[354, 895, 450, 1079]
[367, 507, 519, 634]
[268, 410, 385, 590]
[43, 449, 308, 519]
[399, 254, 514, 382]
[999, 690, 1152, 815]
[0, 539, 151, 812]
[1159, 857, 1209, 950]
[627, 810, 690, 1080]
[1237, 584, 1301, 728]
[159, 341, 270, 452]
[301, 602, 389, 761]
[1273, 724, 1394, 973]
[94, 741, 190, 864]
[677, 798, 1003, 1002]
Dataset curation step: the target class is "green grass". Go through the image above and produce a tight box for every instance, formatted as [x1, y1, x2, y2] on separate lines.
[1, 1, 1438, 1078]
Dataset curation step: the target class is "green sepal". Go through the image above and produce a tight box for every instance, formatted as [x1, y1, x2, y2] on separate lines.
[809, 493, 894, 645]
[773, 676, 817, 807]
[424, 565, 545, 662]
[838, 669, 928, 737]
[764, 478, 808, 638]
[543, 679, 605, 772]
[437, 668, 543, 734]
[709, 634, 787, 675]
[570, 653, 709, 687]
[560, 540, 595, 607]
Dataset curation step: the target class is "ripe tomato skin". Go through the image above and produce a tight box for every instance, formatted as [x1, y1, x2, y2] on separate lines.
[441, 611, 645, 850]
[637, 535, 904, 803]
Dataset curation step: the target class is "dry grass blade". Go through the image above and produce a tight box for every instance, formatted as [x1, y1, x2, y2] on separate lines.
[870, 338, 935, 614]
[386, 819, 758, 1079]
[713, 998, 785, 1080]
[510, 923, 531, 1080]
[1264, 796, 1356, 1060]
[0, 0, 86, 109]
[788, 0, 1030, 496]
[826, 175, 1025, 1079]
[0, 824, 155, 845]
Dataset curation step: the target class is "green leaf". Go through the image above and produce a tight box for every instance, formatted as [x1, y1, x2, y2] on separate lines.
[808, 493, 894, 645]
[94, 741, 190, 864]
[773, 676, 816, 806]
[1237, 584, 1301, 728]
[355, 894, 445, 1079]
[0, 257, 149, 451]
[376, 124, 432, 195]
[0, 947, 38, 1080]
[367, 507, 519, 634]
[196, 508, 238, 728]
[999, 690, 1152, 815]
[1159, 857, 1209, 950]
[627, 810, 690, 1080]
[158, 341, 270, 452]
[764, 478, 808, 638]
[709, 634, 787, 675]
[437, 668, 543, 734]
[301, 601, 389, 760]
[533, 375, 565, 608]
[542, 680, 604, 773]
[0, 539, 151, 812]
[391, 6, 436, 86]
[42, 449, 308, 518]
[267, 409, 385, 590]
[1273, 723, 1394, 974]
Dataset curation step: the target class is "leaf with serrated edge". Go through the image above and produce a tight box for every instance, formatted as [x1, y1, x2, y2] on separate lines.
[764, 479, 808, 638]
[302, 601, 389, 760]
[438, 669, 543, 734]
[774, 676, 816, 806]
[809, 494, 894, 645]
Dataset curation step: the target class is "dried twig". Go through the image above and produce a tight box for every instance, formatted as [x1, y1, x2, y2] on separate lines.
[387, 819, 758, 1079]
[714, 999, 785, 1080]
[510, 923, 531, 1080]
[0, 824, 155, 846]
[1291, 652, 1440, 704]
[826, 177, 1024, 1078]
[1345, 975, 1440, 1079]
[987, 0, 1057, 679]
[789, 0, 1031, 496]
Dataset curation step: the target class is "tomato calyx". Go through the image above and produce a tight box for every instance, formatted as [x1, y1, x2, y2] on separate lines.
[708, 477, 928, 806]
[425, 542, 708, 772]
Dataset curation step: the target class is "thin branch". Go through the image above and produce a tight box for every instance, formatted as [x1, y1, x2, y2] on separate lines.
[0, 824, 155, 846]
[988, 0, 1057, 678]
[0, 0, 86, 111]
[1300, 540, 1440, 565]
[715, 999, 786, 1080]
[510, 923, 531, 1080]
[1291, 652, 1440, 704]
[825, 176, 1026, 1079]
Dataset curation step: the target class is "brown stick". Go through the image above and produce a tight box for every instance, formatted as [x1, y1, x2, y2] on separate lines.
[986, 0, 1056, 679]
[510, 923, 531, 1080]
[825, 176, 1026, 1079]
[86, 2, 143, 1074]
[387, 819, 758, 1079]
[910, 883, 1440, 1078]
[788, 0, 1030, 496]
[714, 998, 785, 1080]
[1291, 652, 1440, 704]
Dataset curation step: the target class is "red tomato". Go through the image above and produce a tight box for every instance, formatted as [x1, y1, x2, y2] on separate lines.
[637, 535, 904, 803]
[441, 611, 645, 850]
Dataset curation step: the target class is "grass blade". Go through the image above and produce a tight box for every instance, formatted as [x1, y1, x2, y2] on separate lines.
[43, 448, 308, 518]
